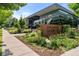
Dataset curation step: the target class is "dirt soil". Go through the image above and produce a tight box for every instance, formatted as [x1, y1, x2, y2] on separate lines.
[16, 36, 64, 56]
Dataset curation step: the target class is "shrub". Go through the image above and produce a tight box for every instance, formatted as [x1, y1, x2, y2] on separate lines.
[48, 34, 65, 49]
[62, 38, 78, 50]
[68, 30, 76, 39]
[36, 37, 47, 47]
[36, 29, 41, 36]
[26, 37, 37, 43]
[62, 25, 70, 33]
[46, 42, 52, 49]
[48, 34, 78, 50]
[22, 29, 31, 33]
[25, 29, 47, 47]
[76, 30, 79, 36]
[27, 31, 38, 37]
[25, 32, 38, 43]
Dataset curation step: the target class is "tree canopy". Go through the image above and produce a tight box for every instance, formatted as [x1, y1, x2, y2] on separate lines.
[69, 3, 79, 16]
[0, 3, 26, 27]
[0, 9, 13, 25]
[0, 3, 26, 10]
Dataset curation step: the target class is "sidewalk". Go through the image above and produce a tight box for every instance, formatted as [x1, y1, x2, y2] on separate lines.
[2, 29, 39, 56]
[61, 47, 79, 56]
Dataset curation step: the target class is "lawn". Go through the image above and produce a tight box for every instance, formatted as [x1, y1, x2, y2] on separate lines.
[0, 29, 2, 56]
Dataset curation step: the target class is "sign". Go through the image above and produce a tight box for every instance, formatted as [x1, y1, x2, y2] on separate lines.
[40, 24, 63, 38]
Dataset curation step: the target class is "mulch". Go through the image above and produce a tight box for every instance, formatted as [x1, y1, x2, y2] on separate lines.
[16, 36, 64, 56]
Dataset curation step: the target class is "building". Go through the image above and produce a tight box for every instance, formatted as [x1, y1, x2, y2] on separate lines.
[26, 3, 76, 28]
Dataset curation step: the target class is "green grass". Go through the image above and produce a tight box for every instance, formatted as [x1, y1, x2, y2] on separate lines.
[0, 29, 2, 56]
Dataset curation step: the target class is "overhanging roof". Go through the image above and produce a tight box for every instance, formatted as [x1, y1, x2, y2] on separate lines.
[27, 3, 75, 18]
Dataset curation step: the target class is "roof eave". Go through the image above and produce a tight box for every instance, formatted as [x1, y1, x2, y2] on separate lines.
[26, 3, 75, 19]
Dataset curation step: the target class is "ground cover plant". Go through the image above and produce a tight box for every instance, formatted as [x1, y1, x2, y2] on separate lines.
[0, 29, 2, 56]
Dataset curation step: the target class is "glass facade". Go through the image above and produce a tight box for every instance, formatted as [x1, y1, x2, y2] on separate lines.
[34, 9, 73, 26]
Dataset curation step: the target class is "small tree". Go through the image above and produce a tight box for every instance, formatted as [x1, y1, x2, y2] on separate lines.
[16, 16, 26, 33]
[7, 17, 18, 27]
[19, 16, 25, 29]
[0, 3, 26, 28]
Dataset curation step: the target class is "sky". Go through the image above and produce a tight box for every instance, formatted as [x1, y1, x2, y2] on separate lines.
[13, 3, 69, 19]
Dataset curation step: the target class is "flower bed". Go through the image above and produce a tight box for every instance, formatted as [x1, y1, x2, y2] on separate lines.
[16, 36, 63, 56]
[15, 27, 79, 56]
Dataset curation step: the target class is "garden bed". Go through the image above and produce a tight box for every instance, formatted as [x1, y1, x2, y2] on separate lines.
[15, 29, 79, 56]
[14, 26, 79, 56]
[16, 36, 64, 56]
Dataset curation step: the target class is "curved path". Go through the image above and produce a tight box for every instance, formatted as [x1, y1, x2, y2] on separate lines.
[2, 29, 39, 56]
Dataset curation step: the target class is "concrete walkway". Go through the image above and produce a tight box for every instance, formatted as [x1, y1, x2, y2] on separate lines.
[12, 33, 25, 36]
[61, 46, 79, 56]
[2, 29, 39, 56]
